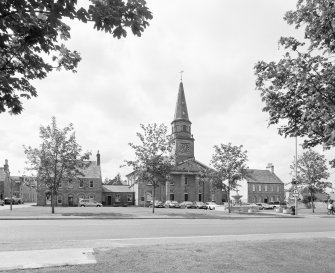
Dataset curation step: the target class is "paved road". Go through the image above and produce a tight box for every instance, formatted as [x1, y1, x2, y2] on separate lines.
[1, 217, 335, 251]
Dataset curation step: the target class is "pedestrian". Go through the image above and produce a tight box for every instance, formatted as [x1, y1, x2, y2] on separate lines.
[327, 200, 333, 215]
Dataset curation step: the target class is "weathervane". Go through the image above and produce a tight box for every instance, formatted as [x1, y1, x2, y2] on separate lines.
[180, 70, 184, 82]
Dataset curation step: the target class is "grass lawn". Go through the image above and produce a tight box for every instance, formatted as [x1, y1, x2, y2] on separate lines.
[7, 238, 335, 273]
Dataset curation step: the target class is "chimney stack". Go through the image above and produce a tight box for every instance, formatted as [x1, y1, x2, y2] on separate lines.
[4, 159, 8, 171]
[266, 163, 274, 173]
[97, 151, 100, 166]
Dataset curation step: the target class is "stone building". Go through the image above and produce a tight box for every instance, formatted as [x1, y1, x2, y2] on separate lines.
[102, 185, 135, 206]
[235, 163, 285, 204]
[37, 152, 102, 206]
[127, 81, 224, 205]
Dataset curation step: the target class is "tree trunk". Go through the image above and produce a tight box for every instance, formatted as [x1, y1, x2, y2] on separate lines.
[51, 190, 55, 214]
[310, 191, 315, 213]
[228, 187, 231, 213]
[152, 185, 155, 214]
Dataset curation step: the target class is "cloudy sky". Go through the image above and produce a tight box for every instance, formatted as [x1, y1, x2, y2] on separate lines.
[1, 0, 334, 186]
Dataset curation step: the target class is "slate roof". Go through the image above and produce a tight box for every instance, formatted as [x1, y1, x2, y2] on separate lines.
[102, 185, 133, 193]
[171, 158, 210, 173]
[77, 161, 101, 179]
[173, 82, 190, 122]
[244, 169, 284, 184]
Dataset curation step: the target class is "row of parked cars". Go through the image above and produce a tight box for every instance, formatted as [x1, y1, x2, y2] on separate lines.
[0, 197, 24, 206]
[255, 201, 289, 210]
[149, 200, 218, 210]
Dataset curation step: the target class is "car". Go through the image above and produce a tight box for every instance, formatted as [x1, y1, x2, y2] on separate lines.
[79, 199, 102, 207]
[256, 203, 274, 210]
[180, 201, 193, 209]
[0, 200, 4, 206]
[4, 197, 23, 205]
[205, 202, 217, 210]
[192, 201, 207, 209]
[164, 200, 181, 208]
[149, 201, 164, 208]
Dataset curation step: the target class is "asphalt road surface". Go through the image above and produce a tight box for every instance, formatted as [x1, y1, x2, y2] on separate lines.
[1, 217, 335, 252]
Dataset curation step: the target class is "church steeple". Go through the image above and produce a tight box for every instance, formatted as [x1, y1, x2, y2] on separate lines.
[171, 81, 195, 164]
[173, 82, 189, 121]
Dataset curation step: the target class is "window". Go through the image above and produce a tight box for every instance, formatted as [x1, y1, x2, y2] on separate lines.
[127, 194, 133, 202]
[57, 195, 62, 205]
[88, 194, 94, 200]
[271, 186, 274, 192]
[68, 179, 73, 188]
[183, 125, 187, 132]
[252, 185, 255, 192]
[258, 185, 261, 191]
[198, 193, 202, 202]
[277, 186, 280, 192]
[253, 196, 257, 203]
[115, 194, 120, 202]
[185, 177, 188, 185]
[170, 193, 175, 201]
[140, 196, 145, 201]
[58, 182, 62, 189]
[184, 193, 188, 201]
[89, 181, 94, 188]
[276, 196, 280, 201]
[79, 180, 84, 188]
[265, 185, 268, 192]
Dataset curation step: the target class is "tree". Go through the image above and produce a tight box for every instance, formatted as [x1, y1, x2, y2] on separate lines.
[290, 149, 331, 213]
[254, 0, 335, 165]
[124, 123, 174, 213]
[104, 173, 124, 185]
[0, 0, 152, 114]
[24, 116, 90, 213]
[210, 143, 248, 213]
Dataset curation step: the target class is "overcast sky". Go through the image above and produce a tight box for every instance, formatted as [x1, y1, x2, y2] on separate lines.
[1, 0, 334, 186]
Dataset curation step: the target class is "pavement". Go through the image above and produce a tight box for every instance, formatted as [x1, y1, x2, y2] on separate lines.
[0, 248, 96, 271]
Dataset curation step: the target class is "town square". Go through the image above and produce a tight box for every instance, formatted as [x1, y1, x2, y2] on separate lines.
[1, 0, 335, 272]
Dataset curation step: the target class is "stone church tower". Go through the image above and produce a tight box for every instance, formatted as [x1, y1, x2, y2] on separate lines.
[171, 81, 195, 164]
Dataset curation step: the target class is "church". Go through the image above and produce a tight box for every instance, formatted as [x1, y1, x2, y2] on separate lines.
[127, 81, 224, 206]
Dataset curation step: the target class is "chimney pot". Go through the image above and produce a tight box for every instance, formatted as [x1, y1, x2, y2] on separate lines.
[266, 163, 274, 173]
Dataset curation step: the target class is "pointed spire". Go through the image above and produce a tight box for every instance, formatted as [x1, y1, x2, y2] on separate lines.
[173, 82, 189, 121]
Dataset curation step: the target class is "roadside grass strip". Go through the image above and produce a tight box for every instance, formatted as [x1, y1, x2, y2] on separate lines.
[0, 248, 96, 271]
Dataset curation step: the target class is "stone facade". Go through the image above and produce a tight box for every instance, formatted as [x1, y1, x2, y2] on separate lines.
[235, 165, 285, 204]
[102, 185, 135, 206]
[37, 153, 103, 206]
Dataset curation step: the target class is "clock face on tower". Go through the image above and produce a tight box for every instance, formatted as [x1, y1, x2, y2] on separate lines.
[179, 143, 190, 154]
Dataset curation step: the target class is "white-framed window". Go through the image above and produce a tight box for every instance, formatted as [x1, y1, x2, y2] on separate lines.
[258, 185, 261, 191]
[252, 185, 255, 192]
[57, 195, 62, 205]
[89, 180, 94, 188]
[127, 194, 133, 202]
[265, 185, 268, 192]
[88, 194, 94, 200]
[277, 185, 280, 192]
[79, 180, 84, 188]
[68, 179, 73, 188]
[115, 194, 120, 202]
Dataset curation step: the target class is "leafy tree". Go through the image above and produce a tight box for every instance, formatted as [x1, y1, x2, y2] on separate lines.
[104, 173, 124, 185]
[290, 149, 331, 213]
[124, 123, 174, 213]
[254, 0, 335, 165]
[0, 0, 152, 114]
[24, 116, 90, 213]
[210, 143, 248, 213]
